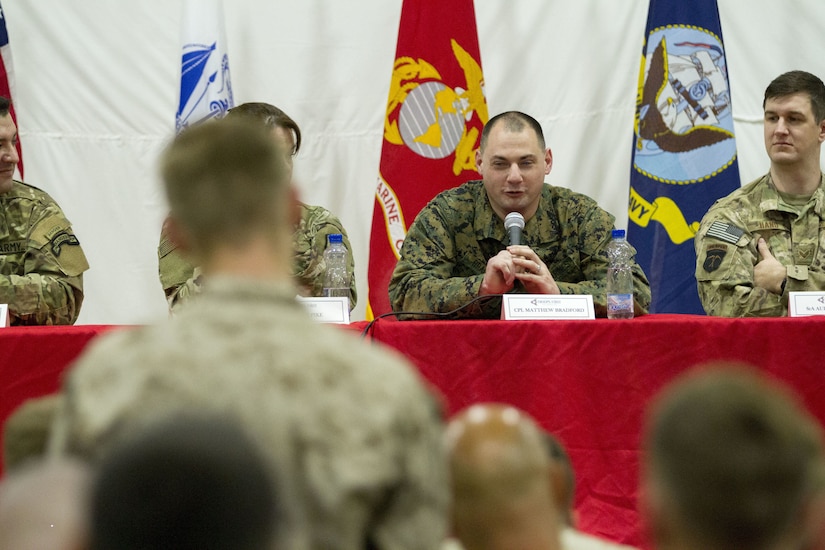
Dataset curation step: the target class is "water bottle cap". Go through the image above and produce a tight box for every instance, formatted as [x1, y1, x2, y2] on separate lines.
[328, 234, 343, 244]
[612, 229, 626, 239]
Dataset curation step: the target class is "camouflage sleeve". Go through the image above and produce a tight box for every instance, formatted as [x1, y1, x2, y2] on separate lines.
[388, 203, 488, 319]
[292, 205, 357, 311]
[694, 210, 784, 317]
[553, 200, 651, 316]
[157, 223, 201, 312]
[371, 380, 448, 548]
[0, 206, 88, 325]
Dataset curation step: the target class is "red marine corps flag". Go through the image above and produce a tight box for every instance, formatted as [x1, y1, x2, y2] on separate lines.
[366, 0, 488, 318]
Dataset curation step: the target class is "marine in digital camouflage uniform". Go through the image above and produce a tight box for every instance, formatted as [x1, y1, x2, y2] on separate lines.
[390, 180, 651, 318]
[695, 71, 825, 317]
[158, 203, 357, 311]
[0, 96, 88, 325]
[389, 111, 650, 319]
[53, 118, 447, 550]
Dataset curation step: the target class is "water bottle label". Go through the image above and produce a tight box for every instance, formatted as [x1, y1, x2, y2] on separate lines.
[607, 293, 633, 313]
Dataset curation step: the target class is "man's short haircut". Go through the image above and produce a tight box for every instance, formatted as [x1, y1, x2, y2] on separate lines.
[89, 414, 279, 550]
[227, 101, 302, 155]
[645, 364, 825, 550]
[0, 96, 9, 117]
[763, 70, 825, 123]
[480, 111, 546, 153]
[161, 117, 290, 256]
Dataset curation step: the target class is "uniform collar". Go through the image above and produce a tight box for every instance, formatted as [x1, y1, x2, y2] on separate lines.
[473, 182, 560, 245]
[761, 172, 825, 217]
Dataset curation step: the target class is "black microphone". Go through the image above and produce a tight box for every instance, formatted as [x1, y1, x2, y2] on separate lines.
[504, 212, 525, 246]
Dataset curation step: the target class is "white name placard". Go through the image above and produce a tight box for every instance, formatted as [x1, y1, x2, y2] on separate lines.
[296, 296, 350, 324]
[502, 294, 595, 320]
[788, 291, 825, 317]
[0, 304, 7, 327]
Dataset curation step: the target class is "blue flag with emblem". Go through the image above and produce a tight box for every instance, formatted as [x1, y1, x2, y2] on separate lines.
[627, 0, 740, 314]
[175, 0, 234, 133]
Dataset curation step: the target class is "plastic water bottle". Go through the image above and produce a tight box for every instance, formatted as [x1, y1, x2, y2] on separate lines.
[606, 229, 634, 319]
[322, 234, 349, 298]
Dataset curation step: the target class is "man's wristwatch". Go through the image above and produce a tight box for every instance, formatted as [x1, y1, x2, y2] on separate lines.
[779, 277, 787, 295]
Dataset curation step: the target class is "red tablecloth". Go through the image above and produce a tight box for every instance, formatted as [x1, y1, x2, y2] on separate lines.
[364, 314, 825, 547]
[3, 315, 825, 548]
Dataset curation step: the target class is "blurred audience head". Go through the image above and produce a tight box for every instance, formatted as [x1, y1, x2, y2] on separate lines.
[642, 363, 825, 550]
[160, 117, 292, 265]
[0, 456, 91, 550]
[3, 393, 61, 472]
[88, 413, 279, 550]
[445, 403, 561, 550]
[540, 431, 576, 528]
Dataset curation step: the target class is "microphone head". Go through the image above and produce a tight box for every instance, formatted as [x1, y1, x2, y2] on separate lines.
[504, 212, 525, 230]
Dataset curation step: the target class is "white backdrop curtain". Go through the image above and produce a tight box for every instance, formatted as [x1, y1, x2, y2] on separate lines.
[6, 0, 824, 323]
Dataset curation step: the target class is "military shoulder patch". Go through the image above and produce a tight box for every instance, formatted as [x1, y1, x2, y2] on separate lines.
[50, 231, 80, 257]
[706, 221, 744, 244]
[702, 244, 728, 273]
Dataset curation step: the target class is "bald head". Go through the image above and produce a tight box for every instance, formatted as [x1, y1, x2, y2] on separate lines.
[0, 458, 90, 550]
[446, 404, 561, 550]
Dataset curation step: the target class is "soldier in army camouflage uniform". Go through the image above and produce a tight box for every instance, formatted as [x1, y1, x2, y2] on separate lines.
[389, 111, 651, 318]
[158, 102, 356, 311]
[695, 71, 825, 316]
[0, 97, 88, 325]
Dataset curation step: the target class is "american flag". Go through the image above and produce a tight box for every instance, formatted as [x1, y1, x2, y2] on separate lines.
[0, 2, 22, 178]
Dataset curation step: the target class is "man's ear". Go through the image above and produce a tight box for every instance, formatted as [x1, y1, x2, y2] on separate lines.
[639, 475, 675, 550]
[163, 216, 191, 254]
[547, 461, 573, 527]
[288, 185, 302, 227]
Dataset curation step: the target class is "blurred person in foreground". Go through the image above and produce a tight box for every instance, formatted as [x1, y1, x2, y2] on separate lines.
[541, 432, 638, 550]
[389, 111, 650, 319]
[158, 101, 356, 311]
[642, 363, 825, 550]
[444, 403, 562, 550]
[0, 96, 88, 325]
[696, 70, 825, 316]
[89, 414, 278, 550]
[49, 118, 447, 550]
[0, 457, 91, 550]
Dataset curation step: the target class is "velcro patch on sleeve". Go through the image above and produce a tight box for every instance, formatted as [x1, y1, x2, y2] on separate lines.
[702, 244, 728, 273]
[706, 221, 744, 244]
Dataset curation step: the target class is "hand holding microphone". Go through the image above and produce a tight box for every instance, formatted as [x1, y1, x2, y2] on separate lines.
[503, 211, 560, 295]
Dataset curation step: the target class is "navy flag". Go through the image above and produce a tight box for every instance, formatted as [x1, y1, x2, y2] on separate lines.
[627, 0, 740, 314]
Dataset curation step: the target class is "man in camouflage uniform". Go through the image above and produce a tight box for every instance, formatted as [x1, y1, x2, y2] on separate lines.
[695, 71, 825, 316]
[0, 97, 88, 325]
[158, 102, 356, 311]
[389, 111, 651, 318]
[50, 118, 447, 550]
